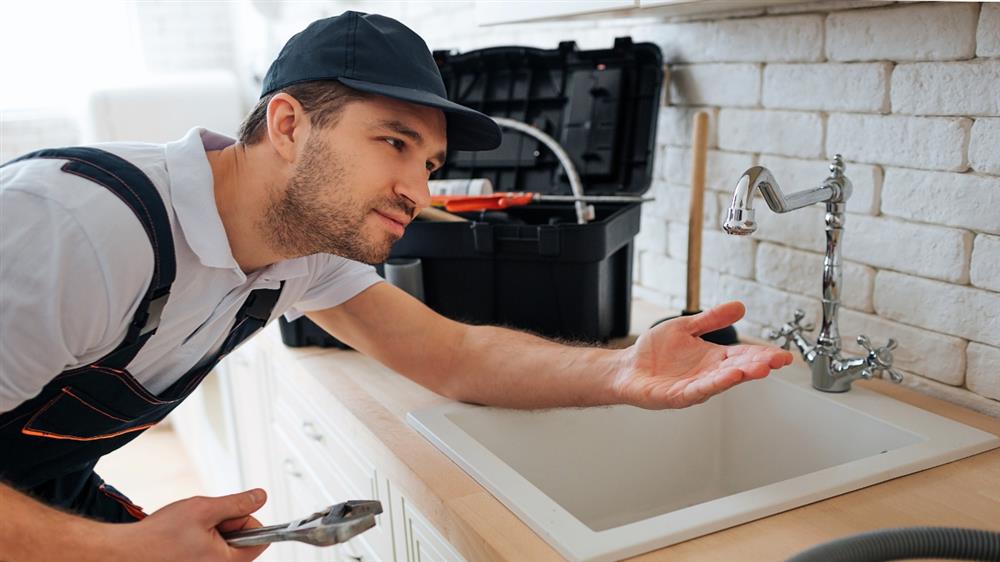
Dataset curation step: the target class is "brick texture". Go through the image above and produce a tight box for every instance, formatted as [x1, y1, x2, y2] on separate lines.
[763, 63, 890, 113]
[892, 61, 1000, 117]
[874, 271, 1000, 347]
[970, 234, 1000, 293]
[969, 118, 1000, 175]
[966, 343, 1000, 400]
[826, 3, 978, 62]
[719, 109, 824, 159]
[668, 64, 760, 107]
[827, 114, 971, 172]
[842, 215, 972, 284]
[633, 15, 824, 63]
[756, 243, 874, 312]
[881, 169, 1000, 235]
[978, 3, 1000, 57]
[838, 309, 967, 386]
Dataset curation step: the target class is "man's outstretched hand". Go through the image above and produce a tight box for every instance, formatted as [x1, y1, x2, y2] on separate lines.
[613, 301, 794, 409]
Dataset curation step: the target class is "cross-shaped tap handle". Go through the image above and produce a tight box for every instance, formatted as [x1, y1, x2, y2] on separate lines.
[856, 334, 903, 383]
[765, 309, 815, 350]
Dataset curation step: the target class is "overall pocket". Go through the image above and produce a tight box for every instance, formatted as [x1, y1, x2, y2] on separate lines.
[22, 384, 159, 441]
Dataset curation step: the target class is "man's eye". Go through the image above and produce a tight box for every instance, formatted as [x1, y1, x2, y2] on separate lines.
[385, 137, 404, 150]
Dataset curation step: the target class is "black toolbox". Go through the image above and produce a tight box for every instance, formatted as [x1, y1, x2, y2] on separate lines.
[280, 37, 662, 347]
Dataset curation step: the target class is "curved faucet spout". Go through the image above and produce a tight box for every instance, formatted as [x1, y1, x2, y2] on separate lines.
[722, 166, 775, 235]
[723, 160, 850, 236]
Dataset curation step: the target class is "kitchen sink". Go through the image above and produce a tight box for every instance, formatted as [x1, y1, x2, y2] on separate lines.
[407, 364, 999, 562]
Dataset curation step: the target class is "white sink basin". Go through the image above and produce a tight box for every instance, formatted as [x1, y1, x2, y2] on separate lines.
[407, 364, 999, 562]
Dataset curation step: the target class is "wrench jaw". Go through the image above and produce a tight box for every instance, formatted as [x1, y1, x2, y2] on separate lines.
[303, 514, 377, 546]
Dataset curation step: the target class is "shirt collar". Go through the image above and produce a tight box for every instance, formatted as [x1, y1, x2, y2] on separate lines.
[165, 127, 309, 282]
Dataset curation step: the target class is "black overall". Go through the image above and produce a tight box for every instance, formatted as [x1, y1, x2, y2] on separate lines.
[0, 148, 282, 523]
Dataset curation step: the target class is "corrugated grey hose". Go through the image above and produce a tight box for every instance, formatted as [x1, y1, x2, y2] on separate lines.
[786, 527, 1000, 562]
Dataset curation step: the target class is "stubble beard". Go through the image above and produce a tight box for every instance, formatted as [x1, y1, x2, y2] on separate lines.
[259, 136, 403, 265]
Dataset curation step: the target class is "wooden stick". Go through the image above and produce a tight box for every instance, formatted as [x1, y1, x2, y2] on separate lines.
[686, 112, 710, 312]
[417, 206, 469, 223]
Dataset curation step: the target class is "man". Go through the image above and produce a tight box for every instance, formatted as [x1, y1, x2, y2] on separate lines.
[0, 11, 792, 562]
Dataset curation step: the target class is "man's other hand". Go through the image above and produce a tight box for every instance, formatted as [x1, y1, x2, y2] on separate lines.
[613, 301, 794, 409]
[113, 488, 270, 562]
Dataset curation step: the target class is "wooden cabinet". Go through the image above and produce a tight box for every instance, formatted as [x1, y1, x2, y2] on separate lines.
[227, 332, 465, 562]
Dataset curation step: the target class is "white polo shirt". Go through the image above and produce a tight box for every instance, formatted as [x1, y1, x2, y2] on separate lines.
[0, 128, 383, 413]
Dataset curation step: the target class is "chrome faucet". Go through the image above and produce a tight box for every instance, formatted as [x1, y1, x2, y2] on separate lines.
[723, 155, 903, 392]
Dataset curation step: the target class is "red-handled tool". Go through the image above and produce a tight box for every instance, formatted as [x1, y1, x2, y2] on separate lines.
[431, 192, 652, 212]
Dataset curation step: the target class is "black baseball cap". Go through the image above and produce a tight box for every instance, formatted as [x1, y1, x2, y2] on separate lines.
[261, 11, 502, 152]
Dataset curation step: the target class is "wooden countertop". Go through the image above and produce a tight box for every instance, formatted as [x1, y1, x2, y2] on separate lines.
[259, 302, 1000, 562]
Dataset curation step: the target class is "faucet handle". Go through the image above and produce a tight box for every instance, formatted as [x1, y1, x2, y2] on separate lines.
[765, 309, 815, 350]
[856, 335, 904, 383]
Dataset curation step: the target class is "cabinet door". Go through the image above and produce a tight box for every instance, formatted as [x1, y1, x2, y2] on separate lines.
[392, 488, 466, 562]
[265, 423, 342, 562]
[475, 0, 637, 25]
[274, 373, 396, 562]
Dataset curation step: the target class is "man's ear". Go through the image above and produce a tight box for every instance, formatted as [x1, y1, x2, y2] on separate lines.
[265, 93, 309, 164]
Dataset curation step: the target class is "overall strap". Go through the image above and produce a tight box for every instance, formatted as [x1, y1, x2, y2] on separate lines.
[2, 148, 176, 368]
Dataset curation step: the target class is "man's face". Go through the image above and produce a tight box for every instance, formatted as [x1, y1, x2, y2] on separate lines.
[260, 95, 446, 264]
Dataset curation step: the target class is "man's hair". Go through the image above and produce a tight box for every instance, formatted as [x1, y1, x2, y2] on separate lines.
[237, 80, 372, 145]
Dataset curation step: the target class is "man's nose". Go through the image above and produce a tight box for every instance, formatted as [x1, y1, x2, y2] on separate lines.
[396, 171, 432, 212]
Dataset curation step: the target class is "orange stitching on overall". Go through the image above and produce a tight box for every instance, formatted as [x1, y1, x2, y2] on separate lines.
[87, 366, 173, 405]
[21, 423, 155, 442]
[21, 387, 153, 441]
[99, 483, 148, 520]
[60, 388, 130, 422]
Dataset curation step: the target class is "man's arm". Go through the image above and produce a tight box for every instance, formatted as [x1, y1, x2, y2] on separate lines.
[306, 283, 793, 410]
[0, 482, 269, 562]
[0, 483, 114, 562]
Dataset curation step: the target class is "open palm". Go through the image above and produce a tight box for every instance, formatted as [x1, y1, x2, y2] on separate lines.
[614, 301, 794, 409]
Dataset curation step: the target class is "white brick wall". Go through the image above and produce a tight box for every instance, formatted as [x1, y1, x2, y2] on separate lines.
[667, 223, 756, 278]
[657, 106, 719, 148]
[842, 215, 972, 284]
[978, 3, 1000, 57]
[967, 343, 1000, 400]
[826, 3, 979, 62]
[634, 15, 824, 63]
[969, 118, 1000, 175]
[719, 109, 824, 159]
[970, 234, 1000, 293]
[752, 205, 826, 253]
[874, 271, 1000, 347]
[668, 64, 760, 107]
[838, 309, 967, 386]
[664, 147, 756, 192]
[827, 114, 971, 172]
[881, 169, 1000, 235]
[762, 63, 890, 113]
[892, 61, 1000, 116]
[756, 243, 874, 312]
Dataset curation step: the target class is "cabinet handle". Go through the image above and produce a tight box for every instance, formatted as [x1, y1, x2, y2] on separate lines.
[301, 421, 324, 442]
[283, 459, 302, 479]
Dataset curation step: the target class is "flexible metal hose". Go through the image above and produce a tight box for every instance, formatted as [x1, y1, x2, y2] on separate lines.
[786, 527, 1000, 562]
[490, 116, 592, 224]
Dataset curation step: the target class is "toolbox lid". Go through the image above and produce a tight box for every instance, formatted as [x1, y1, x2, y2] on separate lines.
[433, 37, 663, 197]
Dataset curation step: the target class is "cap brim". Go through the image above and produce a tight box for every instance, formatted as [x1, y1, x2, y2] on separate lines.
[337, 77, 501, 151]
